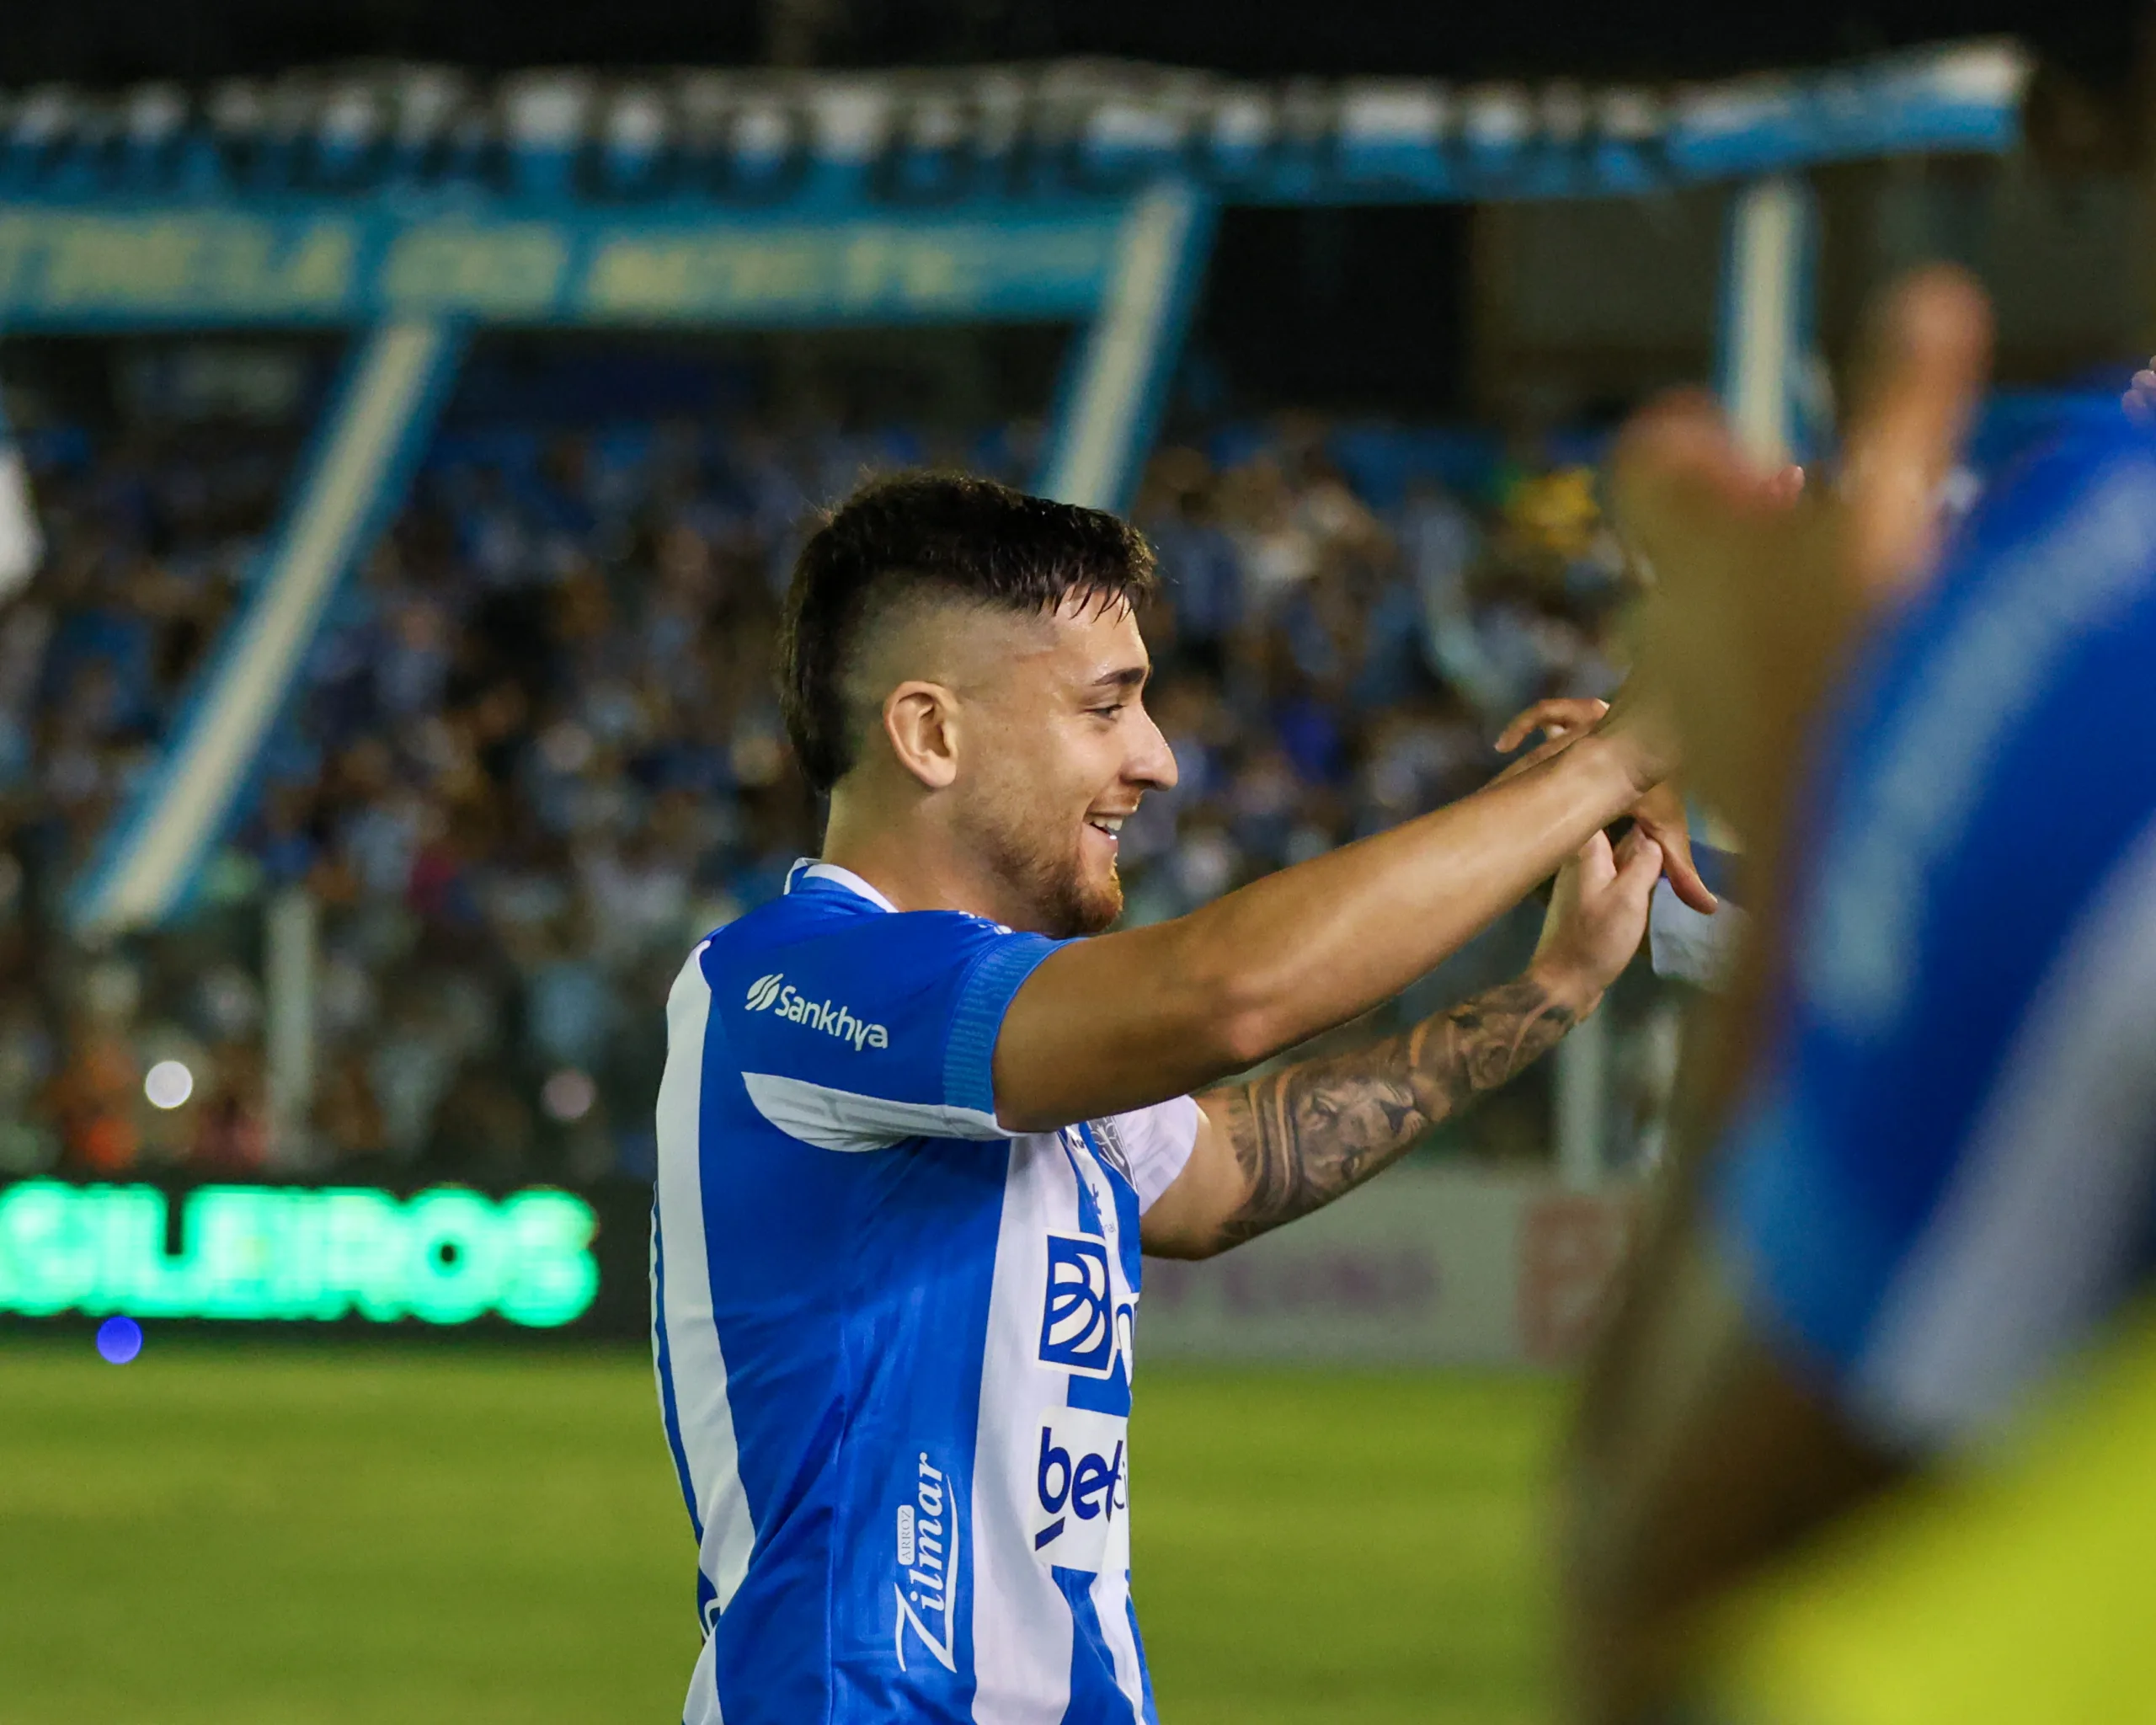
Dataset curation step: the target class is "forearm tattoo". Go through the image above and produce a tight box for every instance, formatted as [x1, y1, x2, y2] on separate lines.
[1203, 976, 1578, 1251]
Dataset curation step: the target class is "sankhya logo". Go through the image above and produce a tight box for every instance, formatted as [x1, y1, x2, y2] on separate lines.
[744, 973, 890, 1050]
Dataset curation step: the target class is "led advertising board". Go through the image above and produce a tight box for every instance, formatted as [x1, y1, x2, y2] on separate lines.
[0, 1181, 602, 1329]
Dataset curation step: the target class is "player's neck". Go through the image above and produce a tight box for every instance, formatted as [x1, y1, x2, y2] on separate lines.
[819, 794, 1032, 929]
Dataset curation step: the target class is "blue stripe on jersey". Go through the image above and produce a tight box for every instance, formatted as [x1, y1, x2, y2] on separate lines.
[826, 1141, 1010, 1719]
[1064, 1139, 1107, 1237]
[650, 1208, 703, 1541]
[1065, 1351, 1134, 1418]
[1065, 1127, 1139, 1421]
[1079, 1122, 1147, 1297]
[1715, 419, 2156, 1382]
[1052, 1566, 1134, 1725]
[1125, 1585, 1161, 1725]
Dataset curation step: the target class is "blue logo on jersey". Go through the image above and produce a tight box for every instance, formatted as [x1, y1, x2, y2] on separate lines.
[1039, 1235, 1114, 1374]
[1037, 1426, 1124, 1530]
[1033, 1411, 1129, 1565]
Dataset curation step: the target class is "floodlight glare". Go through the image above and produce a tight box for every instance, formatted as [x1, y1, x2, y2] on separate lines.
[143, 1060, 195, 1109]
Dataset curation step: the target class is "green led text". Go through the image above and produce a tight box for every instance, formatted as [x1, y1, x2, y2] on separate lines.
[0, 1183, 600, 1327]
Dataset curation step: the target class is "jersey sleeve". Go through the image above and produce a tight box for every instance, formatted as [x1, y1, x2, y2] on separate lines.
[1100, 1096, 1200, 1214]
[712, 909, 1065, 1153]
[1708, 425, 2156, 1453]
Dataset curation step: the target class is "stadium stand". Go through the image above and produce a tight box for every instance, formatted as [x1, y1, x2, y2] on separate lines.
[0, 351, 1646, 1185]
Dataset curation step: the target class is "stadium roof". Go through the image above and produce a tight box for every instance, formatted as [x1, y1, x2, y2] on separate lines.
[0, 44, 2030, 211]
[0, 0, 2133, 91]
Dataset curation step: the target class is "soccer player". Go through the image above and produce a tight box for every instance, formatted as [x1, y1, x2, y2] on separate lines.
[1555, 269, 2156, 1721]
[652, 474, 1705, 1723]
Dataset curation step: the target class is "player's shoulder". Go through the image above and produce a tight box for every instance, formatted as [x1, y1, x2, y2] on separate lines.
[685, 873, 1036, 1021]
[702, 882, 876, 959]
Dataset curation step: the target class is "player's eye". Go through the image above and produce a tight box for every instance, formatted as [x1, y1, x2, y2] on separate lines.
[1087, 702, 1126, 720]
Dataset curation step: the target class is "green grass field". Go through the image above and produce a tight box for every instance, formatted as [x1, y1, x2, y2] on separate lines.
[0, 1341, 1565, 1724]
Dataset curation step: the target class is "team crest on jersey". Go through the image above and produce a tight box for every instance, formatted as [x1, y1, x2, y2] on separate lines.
[1084, 1118, 1134, 1185]
[894, 1450, 958, 1673]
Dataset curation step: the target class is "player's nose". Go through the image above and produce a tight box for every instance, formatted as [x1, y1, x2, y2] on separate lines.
[1126, 704, 1178, 792]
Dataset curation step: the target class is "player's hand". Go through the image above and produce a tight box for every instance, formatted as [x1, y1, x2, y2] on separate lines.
[1495, 696, 1609, 755]
[1529, 826, 1664, 1012]
[1610, 265, 1992, 844]
[1496, 696, 1717, 915]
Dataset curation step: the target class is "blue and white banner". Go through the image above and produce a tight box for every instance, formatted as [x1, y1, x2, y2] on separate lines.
[69, 318, 467, 936]
[0, 204, 1128, 329]
[1037, 183, 1215, 514]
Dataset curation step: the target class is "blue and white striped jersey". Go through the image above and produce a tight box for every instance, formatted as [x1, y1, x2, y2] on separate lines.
[1712, 416, 2156, 1452]
[652, 860, 1198, 1724]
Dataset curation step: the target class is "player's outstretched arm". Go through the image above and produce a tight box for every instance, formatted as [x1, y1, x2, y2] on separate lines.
[996, 713, 1694, 1132]
[1140, 825, 1663, 1259]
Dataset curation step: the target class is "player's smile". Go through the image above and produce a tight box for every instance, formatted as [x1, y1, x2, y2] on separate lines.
[1083, 811, 1128, 850]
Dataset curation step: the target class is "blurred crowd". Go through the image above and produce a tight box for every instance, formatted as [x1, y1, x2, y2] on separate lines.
[0, 372, 1653, 1185]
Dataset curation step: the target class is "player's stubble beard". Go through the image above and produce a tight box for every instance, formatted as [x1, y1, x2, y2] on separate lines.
[959, 792, 1123, 940]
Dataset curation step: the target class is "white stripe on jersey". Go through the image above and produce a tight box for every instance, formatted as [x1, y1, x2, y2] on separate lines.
[969, 1133, 1145, 1723]
[971, 1135, 1079, 1722]
[1065, 1140, 1148, 1717]
[656, 946, 759, 1640]
[1854, 811, 2156, 1447]
[741, 1070, 1011, 1152]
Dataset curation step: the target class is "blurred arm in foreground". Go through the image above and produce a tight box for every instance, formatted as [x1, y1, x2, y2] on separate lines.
[1559, 266, 1997, 1722]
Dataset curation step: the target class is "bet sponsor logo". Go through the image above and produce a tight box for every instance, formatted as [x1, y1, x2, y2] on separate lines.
[1032, 1407, 1128, 1571]
[744, 972, 889, 1051]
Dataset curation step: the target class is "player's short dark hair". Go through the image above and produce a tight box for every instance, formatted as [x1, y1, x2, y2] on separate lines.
[778, 473, 1157, 793]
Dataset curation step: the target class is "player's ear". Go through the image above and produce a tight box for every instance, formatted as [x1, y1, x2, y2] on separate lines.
[883, 681, 961, 789]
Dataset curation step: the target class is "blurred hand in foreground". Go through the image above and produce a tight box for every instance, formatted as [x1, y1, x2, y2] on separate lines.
[2123, 360, 2156, 424]
[1495, 694, 1716, 914]
[1560, 272, 1994, 1725]
[1609, 266, 1991, 848]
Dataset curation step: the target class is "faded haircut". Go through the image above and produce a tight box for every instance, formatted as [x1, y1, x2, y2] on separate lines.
[776, 472, 1157, 793]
